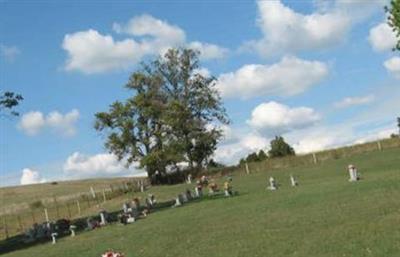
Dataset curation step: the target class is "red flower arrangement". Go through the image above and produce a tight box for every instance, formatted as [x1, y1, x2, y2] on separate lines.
[101, 250, 125, 257]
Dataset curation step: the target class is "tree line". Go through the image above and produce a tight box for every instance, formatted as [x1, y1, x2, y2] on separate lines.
[239, 136, 295, 165]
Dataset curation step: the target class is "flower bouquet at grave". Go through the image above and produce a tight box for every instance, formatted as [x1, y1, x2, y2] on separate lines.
[101, 250, 125, 257]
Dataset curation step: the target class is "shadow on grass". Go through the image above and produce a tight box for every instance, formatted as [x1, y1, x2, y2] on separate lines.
[0, 192, 242, 255]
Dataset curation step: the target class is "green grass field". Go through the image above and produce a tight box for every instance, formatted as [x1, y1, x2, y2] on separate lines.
[2, 147, 400, 257]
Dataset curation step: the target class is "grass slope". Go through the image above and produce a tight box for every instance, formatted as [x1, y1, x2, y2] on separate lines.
[3, 147, 400, 257]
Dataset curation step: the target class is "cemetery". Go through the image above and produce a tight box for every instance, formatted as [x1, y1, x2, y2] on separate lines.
[1, 140, 399, 256]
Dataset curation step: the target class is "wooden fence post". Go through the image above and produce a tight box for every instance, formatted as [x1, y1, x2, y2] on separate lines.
[44, 208, 49, 222]
[31, 211, 36, 224]
[312, 153, 318, 164]
[245, 162, 250, 175]
[54, 196, 60, 219]
[102, 189, 107, 203]
[76, 200, 81, 217]
[17, 215, 23, 232]
[3, 216, 9, 239]
[66, 203, 72, 218]
[377, 141, 382, 151]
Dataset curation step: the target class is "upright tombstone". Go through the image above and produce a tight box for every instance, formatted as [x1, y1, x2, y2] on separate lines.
[290, 175, 298, 187]
[51, 232, 58, 244]
[99, 211, 107, 226]
[267, 177, 277, 191]
[174, 196, 182, 207]
[348, 164, 358, 182]
[187, 174, 192, 184]
[70, 225, 76, 237]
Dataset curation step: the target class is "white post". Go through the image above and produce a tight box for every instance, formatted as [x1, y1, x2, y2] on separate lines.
[140, 183, 144, 193]
[377, 141, 382, 151]
[76, 200, 81, 216]
[44, 208, 49, 223]
[312, 153, 317, 164]
[90, 186, 96, 198]
[245, 162, 250, 175]
[102, 189, 106, 203]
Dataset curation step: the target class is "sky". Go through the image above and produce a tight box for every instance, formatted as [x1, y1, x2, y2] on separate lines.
[1, 0, 399, 186]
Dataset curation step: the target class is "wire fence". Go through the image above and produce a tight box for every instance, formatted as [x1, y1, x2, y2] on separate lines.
[0, 179, 149, 240]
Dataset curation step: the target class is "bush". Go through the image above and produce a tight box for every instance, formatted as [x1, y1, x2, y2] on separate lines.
[29, 200, 44, 209]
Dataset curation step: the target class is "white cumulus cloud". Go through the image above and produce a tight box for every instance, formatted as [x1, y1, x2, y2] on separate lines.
[243, 0, 387, 57]
[248, 101, 320, 136]
[63, 152, 142, 179]
[334, 95, 375, 109]
[243, 0, 351, 57]
[384, 56, 400, 78]
[18, 109, 79, 136]
[20, 168, 46, 185]
[216, 56, 328, 99]
[368, 22, 397, 52]
[63, 14, 227, 74]
[17, 111, 45, 136]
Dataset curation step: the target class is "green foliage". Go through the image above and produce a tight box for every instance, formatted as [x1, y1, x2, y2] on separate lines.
[207, 159, 225, 169]
[239, 149, 268, 165]
[0, 91, 23, 116]
[95, 48, 228, 181]
[386, 0, 400, 51]
[268, 136, 295, 158]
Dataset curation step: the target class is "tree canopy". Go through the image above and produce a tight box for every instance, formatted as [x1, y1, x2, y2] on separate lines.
[386, 0, 400, 51]
[0, 91, 23, 117]
[95, 48, 229, 183]
[268, 136, 295, 158]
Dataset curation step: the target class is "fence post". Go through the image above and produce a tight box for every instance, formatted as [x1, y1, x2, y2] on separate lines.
[76, 200, 81, 217]
[245, 162, 250, 175]
[3, 216, 9, 239]
[377, 141, 382, 151]
[17, 215, 23, 232]
[44, 208, 49, 222]
[54, 196, 60, 219]
[31, 211, 36, 224]
[66, 203, 72, 218]
[312, 153, 318, 164]
[86, 196, 91, 208]
[102, 189, 107, 203]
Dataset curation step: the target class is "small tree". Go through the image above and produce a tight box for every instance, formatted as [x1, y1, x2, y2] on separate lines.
[268, 136, 295, 158]
[0, 91, 23, 116]
[386, 0, 400, 51]
[257, 150, 268, 161]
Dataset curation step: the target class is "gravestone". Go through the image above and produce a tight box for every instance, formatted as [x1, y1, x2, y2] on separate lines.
[267, 177, 277, 191]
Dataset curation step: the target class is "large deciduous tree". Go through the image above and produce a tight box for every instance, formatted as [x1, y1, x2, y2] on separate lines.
[95, 49, 228, 183]
[386, 0, 400, 50]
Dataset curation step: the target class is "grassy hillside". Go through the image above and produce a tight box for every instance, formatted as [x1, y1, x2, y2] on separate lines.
[2, 146, 400, 257]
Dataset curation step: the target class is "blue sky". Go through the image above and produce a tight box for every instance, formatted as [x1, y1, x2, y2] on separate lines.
[1, 0, 399, 186]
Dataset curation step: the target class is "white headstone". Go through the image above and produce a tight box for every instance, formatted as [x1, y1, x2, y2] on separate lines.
[268, 177, 277, 191]
[51, 232, 58, 244]
[100, 212, 107, 225]
[290, 175, 298, 187]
